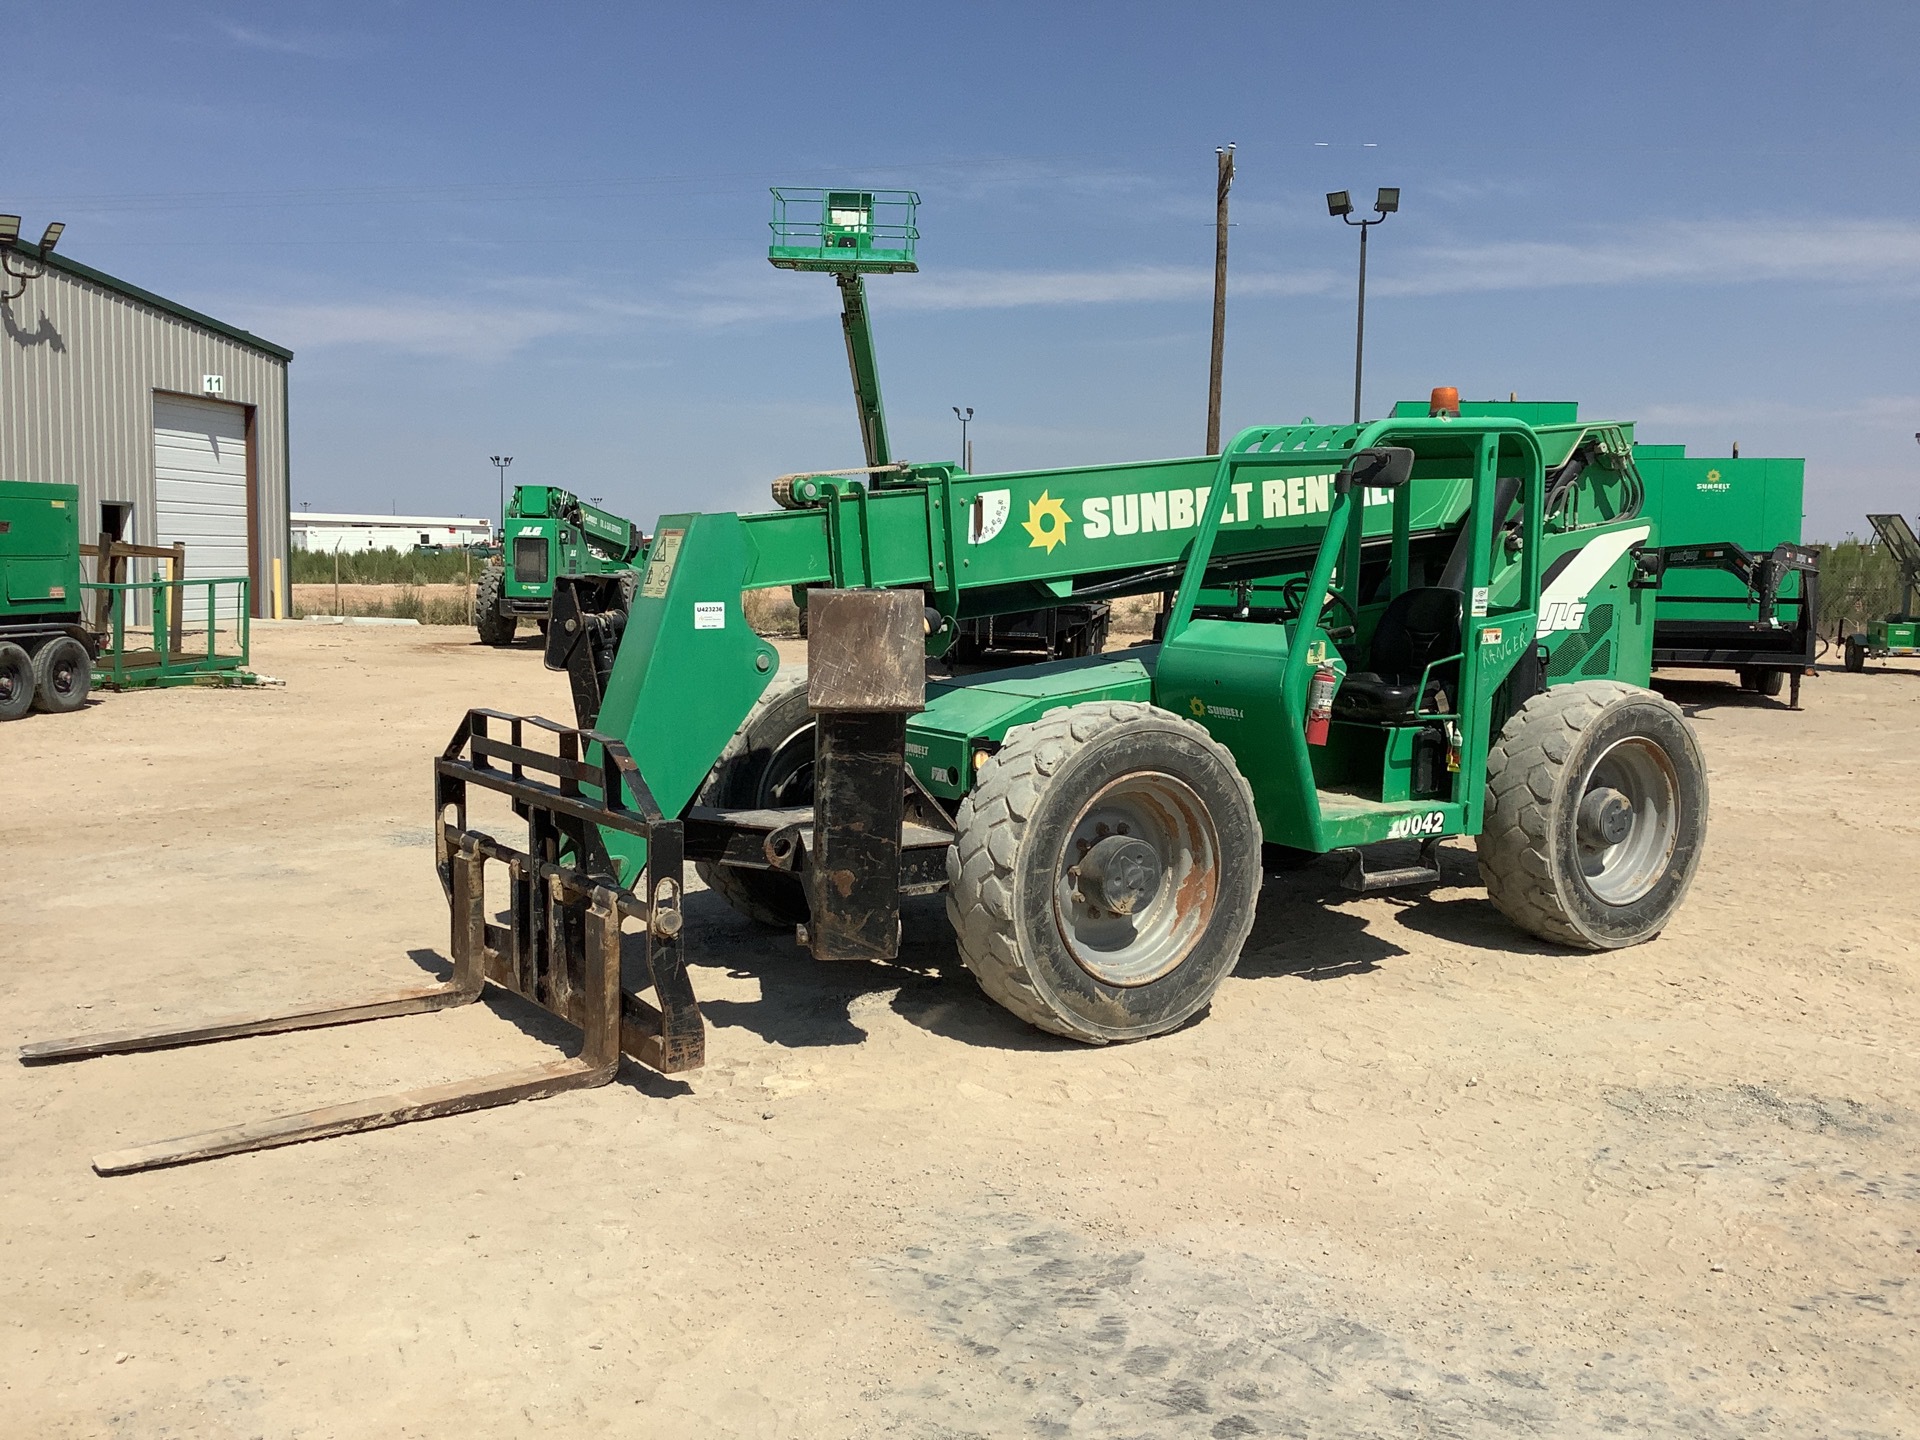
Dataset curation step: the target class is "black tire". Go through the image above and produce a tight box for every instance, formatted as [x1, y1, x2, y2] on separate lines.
[692, 668, 815, 928]
[0, 642, 33, 722]
[1844, 639, 1866, 673]
[1737, 666, 1785, 697]
[1477, 680, 1708, 951]
[947, 700, 1262, 1043]
[30, 636, 92, 714]
[474, 565, 517, 646]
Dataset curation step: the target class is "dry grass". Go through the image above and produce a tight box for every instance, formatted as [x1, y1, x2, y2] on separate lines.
[292, 583, 474, 627]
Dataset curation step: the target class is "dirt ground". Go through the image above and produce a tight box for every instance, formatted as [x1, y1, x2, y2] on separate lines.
[3, 623, 1916, 1438]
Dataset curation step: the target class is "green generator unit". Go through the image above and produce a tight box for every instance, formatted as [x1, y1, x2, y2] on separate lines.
[475, 485, 647, 646]
[0, 480, 96, 719]
[1843, 513, 1920, 670]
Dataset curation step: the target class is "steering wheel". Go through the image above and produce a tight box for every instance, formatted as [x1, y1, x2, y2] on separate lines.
[1278, 576, 1358, 634]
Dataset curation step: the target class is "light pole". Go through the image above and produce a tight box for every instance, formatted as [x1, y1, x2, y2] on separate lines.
[1326, 188, 1398, 424]
[490, 455, 513, 545]
[952, 407, 974, 471]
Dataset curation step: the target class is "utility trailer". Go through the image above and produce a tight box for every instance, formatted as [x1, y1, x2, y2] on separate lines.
[28, 393, 1720, 1172]
[475, 484, 647, 646]
[0, 479, 96, 718]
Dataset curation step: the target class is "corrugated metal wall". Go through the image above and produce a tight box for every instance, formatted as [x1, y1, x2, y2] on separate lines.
[0, 264, 289, 616]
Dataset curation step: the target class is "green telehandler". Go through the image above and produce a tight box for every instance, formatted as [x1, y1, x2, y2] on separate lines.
[26, 369, 1715, 1171]
[474, 484, 647, 645]
[1842, 513, 1920, 671]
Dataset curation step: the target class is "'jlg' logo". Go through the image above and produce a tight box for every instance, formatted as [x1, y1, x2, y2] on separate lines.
[1536, 600, 1587, 637]
[1386, 811, 1447, 840]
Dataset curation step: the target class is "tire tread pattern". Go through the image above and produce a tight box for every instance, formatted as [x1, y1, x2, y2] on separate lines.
[1476, 679, 1684, 950]
[946, 700, 1259, 1041]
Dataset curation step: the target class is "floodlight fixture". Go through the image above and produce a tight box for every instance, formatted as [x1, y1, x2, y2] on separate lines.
[0, 215, 19, 245]
[38, 222, 63, 253]
[1327, 185, 1401, 423]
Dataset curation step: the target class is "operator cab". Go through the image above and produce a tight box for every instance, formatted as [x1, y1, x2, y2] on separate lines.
[1155, 404, 1545, 854]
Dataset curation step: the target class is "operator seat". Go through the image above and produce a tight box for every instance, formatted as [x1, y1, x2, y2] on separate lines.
[1331, 587, 1464, 722]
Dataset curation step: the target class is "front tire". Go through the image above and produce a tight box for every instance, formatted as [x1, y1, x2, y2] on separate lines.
[947, 701, 1261, 1043]
[30, 636, 92, 714]
[474, 565, 517, 646]
[1477, 681, 1708, 950]
[1844, 639, 1866, 673]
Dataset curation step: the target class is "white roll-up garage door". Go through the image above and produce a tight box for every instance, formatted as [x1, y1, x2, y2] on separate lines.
[153, 395, 249, 622]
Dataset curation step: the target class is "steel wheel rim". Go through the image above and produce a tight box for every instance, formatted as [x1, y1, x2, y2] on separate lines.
[1052, 770, 1219, 987]
[1577, 736, 1679, 906]
[757, 723, 815, 808]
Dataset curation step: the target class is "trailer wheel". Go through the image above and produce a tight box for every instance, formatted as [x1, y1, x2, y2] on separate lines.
[1477, 681, 1708, 951]
[1738, 666, 1785, 697]
[693, 669, 814, 928]
[0, 642, 33, 721]
[30, 636, 92, 714]
[1844, 639, 1866, 673]
[474, 565, 517, 646]
[948, 701, 1261, 1043]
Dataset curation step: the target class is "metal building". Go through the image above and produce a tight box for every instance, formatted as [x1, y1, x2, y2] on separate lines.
[0, 225, 292, 618]
[293, 513, 494, 552]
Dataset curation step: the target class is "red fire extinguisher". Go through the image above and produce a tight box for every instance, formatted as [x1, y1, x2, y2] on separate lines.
[1306, 663, 1337, 746]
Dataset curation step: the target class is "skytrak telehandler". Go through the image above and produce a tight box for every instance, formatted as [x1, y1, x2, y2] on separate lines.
[26, 370, 1714, 1172]
[474, 484, 646, 645]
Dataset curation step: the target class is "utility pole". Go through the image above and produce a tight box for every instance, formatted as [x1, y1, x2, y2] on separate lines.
[952, 406, 974, 471]
[1206, 144, 1235, 455]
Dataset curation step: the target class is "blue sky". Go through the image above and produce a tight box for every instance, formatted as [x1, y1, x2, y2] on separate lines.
[9, 1, 1917, 539]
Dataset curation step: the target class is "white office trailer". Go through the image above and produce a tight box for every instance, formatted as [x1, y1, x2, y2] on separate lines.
[0, 222, 292, 618]
[293, 514, 494, 552]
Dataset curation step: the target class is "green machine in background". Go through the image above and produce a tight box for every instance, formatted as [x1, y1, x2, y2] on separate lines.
[1844, 512, 1920, 671]
[768, 187, 1112, 659]
[0, 480, 96, 719]
[0, 479, 255, 719]
[474, 484, 647, 645]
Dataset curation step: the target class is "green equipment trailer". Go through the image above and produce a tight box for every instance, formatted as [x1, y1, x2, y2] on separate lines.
[474, 484, 647, 645]
[1843, 513, 1920, 671]
[29, 390, 1726, 1173]
[0, 480, 97, 718]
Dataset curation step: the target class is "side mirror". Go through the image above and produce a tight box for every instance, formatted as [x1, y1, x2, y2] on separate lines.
[1337, 446, 1415, 492]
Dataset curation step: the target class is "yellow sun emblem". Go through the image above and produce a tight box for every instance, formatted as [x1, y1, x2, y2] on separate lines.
[1189, 696, 1207, 718]
[1706, 468, 1721, 483]
[1022, 491, 1071, 552]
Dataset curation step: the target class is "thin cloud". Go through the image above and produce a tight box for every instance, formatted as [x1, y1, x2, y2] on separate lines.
[1377, 219, 1920, 297]
[221, 216, 1920, 362]
[216, 22, 351, 58]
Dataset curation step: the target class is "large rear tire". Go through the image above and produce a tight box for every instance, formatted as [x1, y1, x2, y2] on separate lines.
[1477, 681, 1708, 950]
[947, 700, 1261, 1043]
[0, 642, 34, 721]
[474, 565, 517, 646]
[30, 636, 92, 714]
[693, 669, 815, 928]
